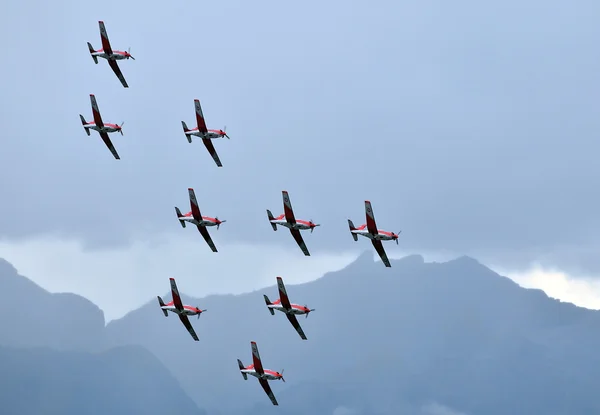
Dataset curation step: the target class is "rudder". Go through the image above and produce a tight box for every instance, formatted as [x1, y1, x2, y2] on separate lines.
[79, 114, 90, 136]
[157, 296, 169, 317]
[237, 359, 248, 380]
[181, 121, 192, 143]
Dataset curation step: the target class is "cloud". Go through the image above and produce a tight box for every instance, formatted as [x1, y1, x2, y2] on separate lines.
[421, 402, 468, 415]
[0, 233, 357, 322]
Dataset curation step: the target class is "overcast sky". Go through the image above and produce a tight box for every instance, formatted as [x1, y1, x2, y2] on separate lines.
[1, 0, 600, 319]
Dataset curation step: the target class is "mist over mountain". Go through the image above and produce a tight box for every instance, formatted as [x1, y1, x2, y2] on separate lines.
[104, 252, 600, 415]
[0, 344, 206, 415]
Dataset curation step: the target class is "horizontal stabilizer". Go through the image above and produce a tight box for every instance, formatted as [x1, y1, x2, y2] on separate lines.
[348, 219, 358, 241]
[79, 114, 91, 135]
[263, 295, 275, 315]
[181, 121, 192, 143]
[237, 359, 248, 380]
[266, 210, 277, 231]
[87, 42, 98, 64]
[157, 296, 168, 317]
[175, 207, 186, 228]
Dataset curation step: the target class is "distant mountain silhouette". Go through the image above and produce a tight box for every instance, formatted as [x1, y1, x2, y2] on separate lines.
[104, 251, 600, 415]
[0, 258, 105, 351]
[0, 344, 206, 415]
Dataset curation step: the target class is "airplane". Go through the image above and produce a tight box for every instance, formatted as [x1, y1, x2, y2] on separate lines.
[79, 94, 124, 159]
[87, 21, 134, 88]
[237, 341, 285, 406]
[181, 99, 229, 167]
[266, 190, 320, 256]
[157, 277, 206, 341]
[263, 276, 315, 340]
[348, 200, 401, 267]
[175, 187, 225, 252]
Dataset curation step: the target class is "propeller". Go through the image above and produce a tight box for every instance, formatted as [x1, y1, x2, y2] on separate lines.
[279, 369, 285, 382]
[393, 230, 402, 244]
[127, 47, 135, 60]
[216, 218, 226, 230]
[305, 306, 315, 318]
[197, 308, 206, 319]
[118, 121, 124, 135]
[222, 125, 230, 139]
[309, 220, 321, 233]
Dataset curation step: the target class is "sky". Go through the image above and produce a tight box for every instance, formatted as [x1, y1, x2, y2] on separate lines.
[1, 0, 600, 320]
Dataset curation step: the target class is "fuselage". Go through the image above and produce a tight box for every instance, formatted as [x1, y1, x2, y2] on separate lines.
[185, 128, 226, 140]
[91, 49, 131, 60]
[351, 224, 397, 241]
[180, 213, 222, 227]
[267, 300, 311, 315]
[241, 365, 283, 381]
[270, 214, 316, 231]
[161, 302, 202, 316]
[83, 121, 121, 134]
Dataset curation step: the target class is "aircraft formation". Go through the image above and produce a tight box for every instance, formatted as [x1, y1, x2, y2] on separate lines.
[83, 20, 399, 406]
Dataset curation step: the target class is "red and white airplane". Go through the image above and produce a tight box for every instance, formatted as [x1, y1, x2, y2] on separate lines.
[175, 187, 225, 252]
[348, 201, 401, 268]
[87, 21, 134, 88]
[237, 341, 285, 406]
[79, 94, 123, 159]
[263, 276, 314, 340]
[181, 99, 229, 167]
[266, 191, 320, 256]
[157, 278, 206, 341]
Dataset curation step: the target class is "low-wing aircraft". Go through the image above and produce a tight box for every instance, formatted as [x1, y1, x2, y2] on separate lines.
[87, 21, 134, 88]
[266, 191, 320, 256]
[157, 278, 206, 341]
[263, 276, 314, 340]
[348, 201, 401, 268]
[237, 341, 285, 406]
[181, 99, 229, 167]
[175, 187, 225, 252]
[79, 94, 123, 159]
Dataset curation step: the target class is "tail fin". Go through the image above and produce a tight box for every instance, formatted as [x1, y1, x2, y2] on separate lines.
[263, 295, 275, 315]
[157, 296, 168, 317]
[348, 219, 358, 241]
[266, 210, 277, 231]
[79, 115, 90, 136]
[175, 207, 186, 228]
[237, 359, 248, 380]
[181, 121, 192, 143]
[87, 42, 98, 64]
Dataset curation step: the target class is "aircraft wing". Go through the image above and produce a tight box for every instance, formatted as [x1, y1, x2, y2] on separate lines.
[107, 60, 129, 88]
[98, 21, 113, 55]
[169, 278, 185, 311]
[250, 341, 264, 375]
[187, 188, 202, 221]
[286, 313, 307, 340]
[276, 277, 292, 310]
[194, 99, 209, 134]
[99, 131, 120, 160]
[178, 314, 199, 341]
[201, 139, 223, 167]
[289, 229, 310, 256]
[364, 200, 379, 235]
[371, 239, 391, 267]
[281, 191, 297, 225]
[197, 225, 218, 252]
[258, 378, 278, 406]
[89, 94, 104, 128]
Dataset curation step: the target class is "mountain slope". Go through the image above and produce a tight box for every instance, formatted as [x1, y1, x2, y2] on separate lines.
[0, 344, 206, 415]
[105, 252, 600, 414]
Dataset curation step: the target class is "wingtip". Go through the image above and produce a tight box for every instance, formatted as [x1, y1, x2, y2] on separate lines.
[169, 277, 175, 281]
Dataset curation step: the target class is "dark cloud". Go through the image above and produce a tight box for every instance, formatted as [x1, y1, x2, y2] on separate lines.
[1, 0, 599, 272]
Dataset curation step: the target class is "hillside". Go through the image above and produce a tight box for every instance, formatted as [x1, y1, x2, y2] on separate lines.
[105, 252, 600, 414]
[0, 344, 206, 415]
